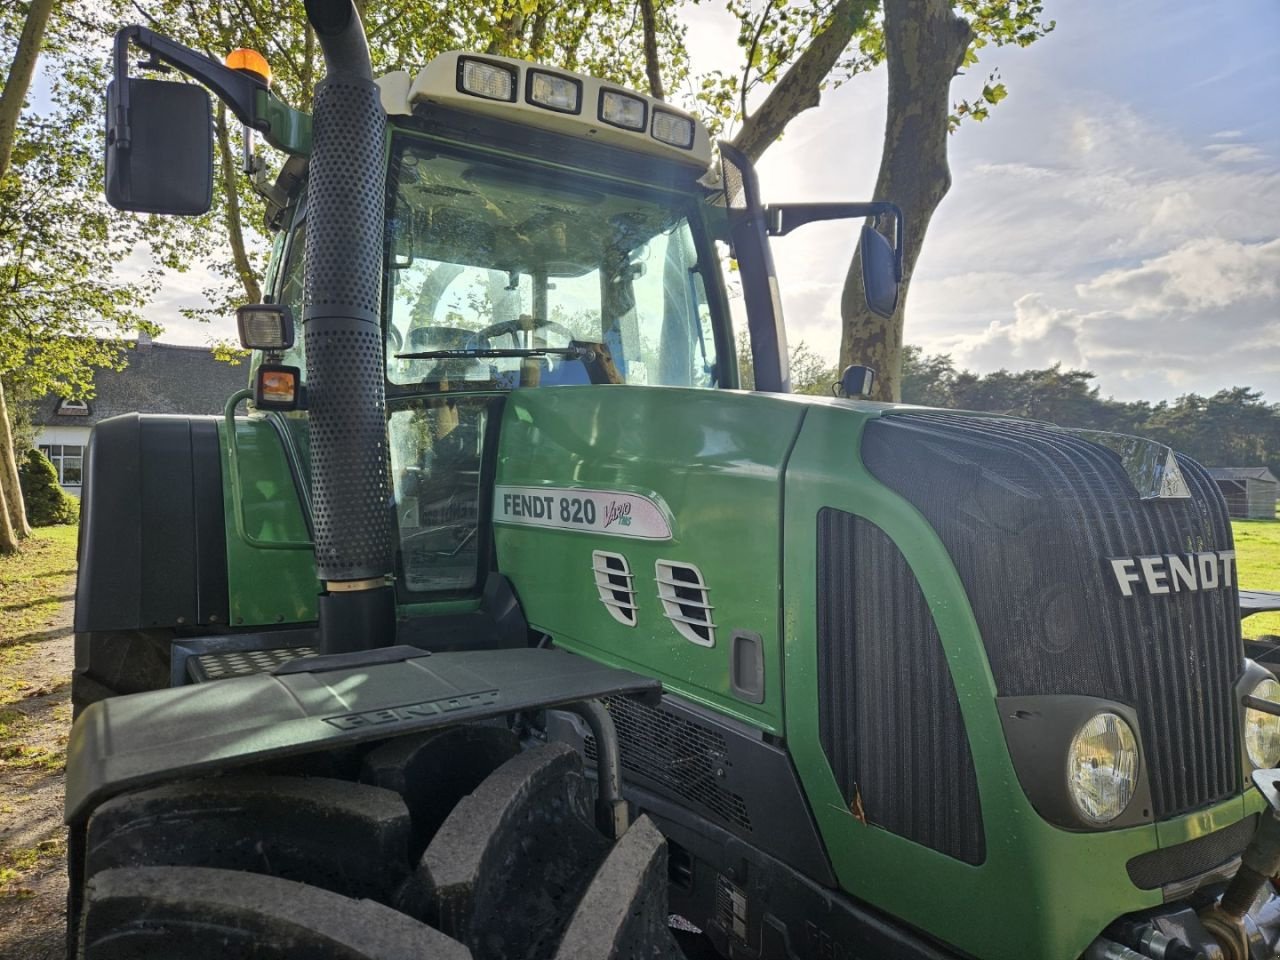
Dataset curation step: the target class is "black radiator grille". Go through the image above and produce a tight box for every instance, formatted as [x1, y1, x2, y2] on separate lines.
[817, 509, 986, 864]
[584, 695, 752, 832]
[861, 413, 1242, 820]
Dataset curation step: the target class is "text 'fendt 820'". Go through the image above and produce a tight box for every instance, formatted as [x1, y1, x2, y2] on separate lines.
[66, 2, 1280, 958]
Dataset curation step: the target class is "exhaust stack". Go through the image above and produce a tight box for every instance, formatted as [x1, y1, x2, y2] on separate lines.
[301, 0, 396, 653]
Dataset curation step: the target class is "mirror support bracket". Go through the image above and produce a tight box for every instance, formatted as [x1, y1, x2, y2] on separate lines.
[763, 202, 905, 282]
[111, 26, 266, 154]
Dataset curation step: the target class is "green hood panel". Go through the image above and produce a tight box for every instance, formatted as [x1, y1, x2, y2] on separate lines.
[493, 386, 807, 734]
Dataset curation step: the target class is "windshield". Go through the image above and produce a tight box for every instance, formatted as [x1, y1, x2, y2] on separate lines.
[384, 138, 720, 391]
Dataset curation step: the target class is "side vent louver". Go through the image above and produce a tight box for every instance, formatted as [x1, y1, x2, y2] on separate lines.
[592, 550, 637, 625]
[656, 560, 715, 647]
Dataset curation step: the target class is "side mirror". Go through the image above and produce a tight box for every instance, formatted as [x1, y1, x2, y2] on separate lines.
[860, 224, 900, 319]
[105, 77, 213, 215]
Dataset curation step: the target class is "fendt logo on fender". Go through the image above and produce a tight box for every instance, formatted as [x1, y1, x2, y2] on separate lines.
[1109, 551, 1236, 598]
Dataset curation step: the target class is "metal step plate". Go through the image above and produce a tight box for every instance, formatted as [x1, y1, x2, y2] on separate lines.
[188, 647, 317, 683]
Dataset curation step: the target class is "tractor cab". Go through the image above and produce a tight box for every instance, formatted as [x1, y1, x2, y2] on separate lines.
[260, 52, 734, 599]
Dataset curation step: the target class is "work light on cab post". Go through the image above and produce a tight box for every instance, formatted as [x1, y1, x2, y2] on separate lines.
[238, 303, 301, 412]
[224, 48, 272, 173]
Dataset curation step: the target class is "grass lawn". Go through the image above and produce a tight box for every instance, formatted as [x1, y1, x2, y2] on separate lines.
[0, 526, 78, 665]
[1234, 518, 1280, 638]
[0, 525, 77, 904]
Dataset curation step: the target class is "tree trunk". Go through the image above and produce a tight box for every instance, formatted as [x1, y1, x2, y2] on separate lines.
[215, 103, 264, 303]
[0, 379, 29, 547]
[0, 0, 56, 180]
[0, 0, 58, 552]
[638, 0, 665, 100]
[838, 0, 971, 401]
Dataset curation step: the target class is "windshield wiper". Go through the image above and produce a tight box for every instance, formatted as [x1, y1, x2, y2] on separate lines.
[395, 346, 595, 361]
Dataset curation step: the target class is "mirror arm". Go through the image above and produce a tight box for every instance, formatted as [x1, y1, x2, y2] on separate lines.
[764, 201, 905, 281]
[111, 25, 266, 152]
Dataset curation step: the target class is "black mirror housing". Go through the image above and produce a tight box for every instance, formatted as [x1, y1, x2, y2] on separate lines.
[105, 77, 213, 215]
[860, 224, 900, 320]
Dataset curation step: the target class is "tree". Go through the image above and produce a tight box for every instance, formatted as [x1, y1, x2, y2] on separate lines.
[0, 0, 56, 554]
[839, 0, 1053, 402]
[736, 328, 837, 393]
[1, 0, 169, 554]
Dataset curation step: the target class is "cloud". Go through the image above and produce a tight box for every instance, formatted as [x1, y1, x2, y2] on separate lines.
[940, 237, 1280, 400]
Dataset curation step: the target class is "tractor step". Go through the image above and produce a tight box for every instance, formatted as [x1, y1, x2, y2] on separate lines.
[187, 646, 317, 682]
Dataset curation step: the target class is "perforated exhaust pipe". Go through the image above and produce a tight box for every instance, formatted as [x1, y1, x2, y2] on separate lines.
[302, 0, 396, 653]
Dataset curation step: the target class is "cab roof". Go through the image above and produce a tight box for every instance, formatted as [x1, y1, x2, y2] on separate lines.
[376, 51, 712, 170]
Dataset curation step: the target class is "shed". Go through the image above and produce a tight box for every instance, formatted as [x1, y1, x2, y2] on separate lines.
[1207, 467, 1279, 520]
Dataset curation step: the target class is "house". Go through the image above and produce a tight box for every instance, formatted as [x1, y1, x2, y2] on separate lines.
[30, 334, 249, 493]
[1207, 466, 1279, 520]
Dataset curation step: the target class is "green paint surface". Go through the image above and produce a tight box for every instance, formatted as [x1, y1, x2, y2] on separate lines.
[781, 400, 1254, 960]
[256, 89, 311, 155]
[218, 416, 318, 626]
[493, 385, 805, 733]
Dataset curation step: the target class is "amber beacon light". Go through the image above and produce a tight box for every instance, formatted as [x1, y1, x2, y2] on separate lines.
[224, 48, 272, 86]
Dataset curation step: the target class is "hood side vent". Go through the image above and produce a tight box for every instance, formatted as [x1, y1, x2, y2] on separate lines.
[593, 550, 637, 625]
[656, 560, 715, 647]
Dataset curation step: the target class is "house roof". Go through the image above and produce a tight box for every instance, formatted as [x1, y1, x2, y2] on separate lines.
[30, 340, 250, 427]
[1207, 467, 1279, 484]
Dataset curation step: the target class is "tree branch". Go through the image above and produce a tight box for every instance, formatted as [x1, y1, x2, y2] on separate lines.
[730, 0, 875, 163]
[214, 104, 263, 303]
[638, 0, 665, 99]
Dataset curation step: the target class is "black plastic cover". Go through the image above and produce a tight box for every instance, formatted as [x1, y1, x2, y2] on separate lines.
[75, 414, 229, 632]
[65, 647, 659, 823]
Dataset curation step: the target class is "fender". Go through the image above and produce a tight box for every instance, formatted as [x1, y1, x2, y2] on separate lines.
[65, 646, 659, 823]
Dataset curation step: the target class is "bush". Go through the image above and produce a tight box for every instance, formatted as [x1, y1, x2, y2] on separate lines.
[17, 448, 79, 526]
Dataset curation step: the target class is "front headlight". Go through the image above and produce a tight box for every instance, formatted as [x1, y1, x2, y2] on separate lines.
[1245, 677, 1280, 768]
[1067, 712, 1139, 823]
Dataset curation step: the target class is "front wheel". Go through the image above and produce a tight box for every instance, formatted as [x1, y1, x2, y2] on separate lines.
[71, 736, 689, 959]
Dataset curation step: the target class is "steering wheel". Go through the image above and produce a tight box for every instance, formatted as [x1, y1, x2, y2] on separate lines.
[473, 316, 576, 346]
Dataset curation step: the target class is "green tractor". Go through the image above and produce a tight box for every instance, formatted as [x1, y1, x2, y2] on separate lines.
[68, 2, 1280, 958]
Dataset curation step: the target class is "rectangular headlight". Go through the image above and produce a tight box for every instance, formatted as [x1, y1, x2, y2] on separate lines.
[527, 69, 581, 113]
[599, 89, 647, 131]
[652, 108, 695, 149]
[458, 58, 516, 102]
[237, 303, 294, 350]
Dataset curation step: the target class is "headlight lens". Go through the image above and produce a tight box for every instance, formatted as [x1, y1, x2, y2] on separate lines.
[1245, 677, 1280, 768]
[1067, 712, 1139, 824]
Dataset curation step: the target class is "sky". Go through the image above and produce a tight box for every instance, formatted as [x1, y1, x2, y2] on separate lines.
[120, 0, 1280, 404]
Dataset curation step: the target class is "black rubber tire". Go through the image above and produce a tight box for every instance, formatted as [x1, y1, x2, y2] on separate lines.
[83, 776, 413, 902]
[361, 725, 520, 859]
[80, 866, 471, 960]
[73, 736, 686, 959]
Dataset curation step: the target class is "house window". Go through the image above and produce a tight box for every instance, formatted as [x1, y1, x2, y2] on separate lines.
[55, 399, 89, 416]
[38, 444, 84, 486]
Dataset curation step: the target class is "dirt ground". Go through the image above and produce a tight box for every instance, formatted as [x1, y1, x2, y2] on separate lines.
[0, 574, 73, 960]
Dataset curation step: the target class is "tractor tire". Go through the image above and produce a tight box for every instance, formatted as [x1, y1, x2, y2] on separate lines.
[71, 736, 688, 960]
[80, 867, 471, 960]
[72, 629, 175, 719]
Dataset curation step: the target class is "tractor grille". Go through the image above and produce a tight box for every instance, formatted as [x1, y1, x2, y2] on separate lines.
[584, 695, 752, 832]
[817, 509, 985, 864]
[861, 413, 1242, 820]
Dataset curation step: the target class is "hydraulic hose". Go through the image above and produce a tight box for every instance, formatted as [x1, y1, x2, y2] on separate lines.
[301, 0, 396, 652]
